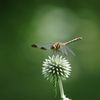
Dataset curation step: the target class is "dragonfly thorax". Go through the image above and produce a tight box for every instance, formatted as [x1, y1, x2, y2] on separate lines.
[51, 42, 61, 50]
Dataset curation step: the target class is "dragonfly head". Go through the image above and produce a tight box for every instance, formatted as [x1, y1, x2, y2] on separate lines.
[51, 45, 55, 50]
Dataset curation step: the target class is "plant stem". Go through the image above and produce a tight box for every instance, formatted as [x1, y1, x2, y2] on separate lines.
[58, 79, 71, 100]
[58, 79, 65, 99]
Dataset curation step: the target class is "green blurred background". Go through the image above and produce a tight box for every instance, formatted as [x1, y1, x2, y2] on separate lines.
[0, 0, 100, 100]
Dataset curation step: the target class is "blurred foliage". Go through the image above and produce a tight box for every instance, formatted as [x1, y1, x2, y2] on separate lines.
[0, 0, 100, 100]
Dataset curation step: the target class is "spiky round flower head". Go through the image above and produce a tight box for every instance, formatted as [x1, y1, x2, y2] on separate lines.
[42, 55, 71, 86]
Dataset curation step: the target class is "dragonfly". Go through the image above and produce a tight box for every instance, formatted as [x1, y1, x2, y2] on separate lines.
[31, 37, 82, 56]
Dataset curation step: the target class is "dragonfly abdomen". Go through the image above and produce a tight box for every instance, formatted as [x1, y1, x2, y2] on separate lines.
[65, 37, 82, 45]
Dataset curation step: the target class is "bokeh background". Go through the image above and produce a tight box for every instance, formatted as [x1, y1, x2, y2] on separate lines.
[0, 0, 100, 100]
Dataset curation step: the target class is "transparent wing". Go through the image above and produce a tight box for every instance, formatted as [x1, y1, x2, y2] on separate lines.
[59, 46, 67, 56]
[65, 46, 76, 56]
[31, 43, 54, 50]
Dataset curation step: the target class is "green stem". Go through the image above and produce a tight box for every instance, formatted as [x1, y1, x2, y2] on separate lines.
[58, 79, 71, 100]
[58, 79, 65, 99]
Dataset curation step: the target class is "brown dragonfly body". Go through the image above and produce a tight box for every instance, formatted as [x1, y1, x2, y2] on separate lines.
[31, 37, 82, 56]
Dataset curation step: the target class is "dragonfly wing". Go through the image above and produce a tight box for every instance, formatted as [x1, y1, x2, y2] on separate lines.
[59, 46, 67, 56]
[31, 43, 54, 50]
[65, 46, 76, 56]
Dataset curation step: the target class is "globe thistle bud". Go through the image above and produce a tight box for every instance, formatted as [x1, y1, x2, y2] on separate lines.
[42, 55, 71, 86]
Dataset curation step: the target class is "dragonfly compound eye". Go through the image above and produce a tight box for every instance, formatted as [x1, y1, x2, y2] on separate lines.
[51, 45, 55, 49]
